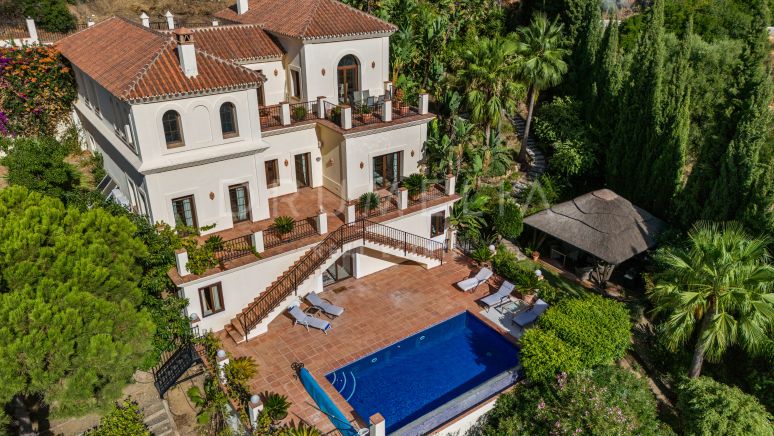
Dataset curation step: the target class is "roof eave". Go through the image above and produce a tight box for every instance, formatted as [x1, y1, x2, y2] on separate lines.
[125, 82, 262, 104]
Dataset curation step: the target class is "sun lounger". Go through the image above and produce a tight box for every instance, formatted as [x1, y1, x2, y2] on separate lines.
[479, 281, 515, 310]
[306, 292, 344, 317]
[512, 299, 549, 327]
[288, 306, 332, 334]
[456, 267, 493, 292]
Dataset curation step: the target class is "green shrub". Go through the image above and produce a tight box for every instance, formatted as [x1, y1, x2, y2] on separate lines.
[402, 173, 429, 197]
[263, 392, 292, 422]
[273, 215, 295, 235]
[491, 200, 523, 239]
[469, 245, 493, 265]
[538, 295, 632, 368]
[677, 376, 773, 436]
[358, 191, 379, 211]
[83, 398, 150, 436]
[520, 329, 583, 382]
[292, 105, 307, 121]
[1, 136, 80, 200]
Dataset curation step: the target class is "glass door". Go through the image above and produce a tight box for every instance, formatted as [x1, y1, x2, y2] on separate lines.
[294, 153, 311, 188]
[323, 252, 354, 287]
[228, 184, 251, 223]
[337, 55, 360, 103]
[373, 151, 402, 191]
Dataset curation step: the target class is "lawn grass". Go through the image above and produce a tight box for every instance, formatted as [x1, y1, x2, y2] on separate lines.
[516, 259, 590, 299]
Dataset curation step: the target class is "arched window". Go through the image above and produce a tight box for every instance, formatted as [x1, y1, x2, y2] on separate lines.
[219, 102, 238, 137]
[162, 110, 183, 148]
[337, 55, 360, 103]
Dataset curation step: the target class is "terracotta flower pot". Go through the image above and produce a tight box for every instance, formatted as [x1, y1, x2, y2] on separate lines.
[531, 251, 540, 261]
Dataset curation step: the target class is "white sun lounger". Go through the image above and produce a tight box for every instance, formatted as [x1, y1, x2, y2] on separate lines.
[512, 299, 549, 327]
[456, 267, 493, 292]
[479, 281, 515, 310]
[306, 292, 344, 317]
[288, 306, 332, 334]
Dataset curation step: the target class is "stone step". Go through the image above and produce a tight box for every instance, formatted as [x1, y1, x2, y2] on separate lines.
[145, 409, 168, 428]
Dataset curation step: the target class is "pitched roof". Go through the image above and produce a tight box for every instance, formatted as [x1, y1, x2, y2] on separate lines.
[523, 189, 667, 265]
[56, 17, 264, 102]
[215, 0, 396, 40]
[162, 24, 284, 62]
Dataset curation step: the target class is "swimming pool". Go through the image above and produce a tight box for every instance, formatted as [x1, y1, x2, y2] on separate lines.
[325, 312, 520, 434]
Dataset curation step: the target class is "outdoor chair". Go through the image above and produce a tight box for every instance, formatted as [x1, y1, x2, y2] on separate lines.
[479, 281, 515, 311]
[512, 299, 549, 328]
[456, 267, 493, 292]
[288, 306, 332, 334]
[306, 292, 345, 318]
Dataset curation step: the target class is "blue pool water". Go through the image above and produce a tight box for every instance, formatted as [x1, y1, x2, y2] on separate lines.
[325, 312, 520, 433]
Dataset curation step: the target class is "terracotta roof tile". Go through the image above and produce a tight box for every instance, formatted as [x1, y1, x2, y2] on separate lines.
[162, 24, 284, 62]
[56, 17, 264, 102]
[215, 0, 396, 40]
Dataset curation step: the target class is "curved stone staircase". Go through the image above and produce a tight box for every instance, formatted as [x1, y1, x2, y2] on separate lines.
[511, 114, 547, 196]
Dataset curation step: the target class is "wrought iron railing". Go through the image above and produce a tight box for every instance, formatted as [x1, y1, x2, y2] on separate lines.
[351, 101, 386, 127]
[263, 217, 318, 250]
[392, 103, 419, 120]
[236, 220, 444, 340]
[355, 193, 398, 219]
[407, 184, 446, 207]
[213, 234, 255, 263]
[289, 101, 318, 123]
[259, 104, 282, 129]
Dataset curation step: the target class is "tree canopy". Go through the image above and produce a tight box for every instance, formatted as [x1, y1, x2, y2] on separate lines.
[0, 187, 154, 418]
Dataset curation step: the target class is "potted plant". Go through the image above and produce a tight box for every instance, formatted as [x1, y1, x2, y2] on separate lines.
[292, 104, 307, 121]
[393, 88, 405, 109]
[273, 215, 295, 240]
[330, 105, 341, 124]
[359, 192, 380, 215]
[470, 245, 493, 266]
[531, 250, 540, 261]
[402, 173, 429, 200]
[359, 103, 374, 123]
[262, 392, 291, 423]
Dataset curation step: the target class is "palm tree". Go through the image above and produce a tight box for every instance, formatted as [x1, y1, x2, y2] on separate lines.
[647, 222, 774, 378]
[480, 130, 514, 177]
[516, 14, 568, 163]
[450, 117, 474, 178]
[456, 34, 523, 146]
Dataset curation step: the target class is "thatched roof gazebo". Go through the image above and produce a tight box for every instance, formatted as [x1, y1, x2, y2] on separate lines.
[523, 189, 666, 283]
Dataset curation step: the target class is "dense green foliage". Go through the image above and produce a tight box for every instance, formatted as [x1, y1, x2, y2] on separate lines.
[15, 0, 76, 32]
[83, 398, 151, 436]
[477, 366, 666, 435]
[491, 200, 523, 239]
[520, 295, 632, 381]
[648, 222, 774, 378]
[0, 136, 80, 199]
[0, 187, 154, 419]
[677, 376, 774, 436]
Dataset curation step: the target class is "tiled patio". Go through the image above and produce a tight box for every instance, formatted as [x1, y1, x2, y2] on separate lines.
[218, 253, 516, 433]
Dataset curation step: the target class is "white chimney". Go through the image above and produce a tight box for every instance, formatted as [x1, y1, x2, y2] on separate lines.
[237, 0, 249, 15]
[174, 28, 198, 78]
[140, 12, 150, 28]
[165, 10, 175, 30]
[87, 15, 95, 27]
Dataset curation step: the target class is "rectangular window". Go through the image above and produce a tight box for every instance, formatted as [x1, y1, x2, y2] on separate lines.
[171, 195, 197, 229]
[373, 151, 403, 191]
[199, 283, 224, 317]
[229, 183, 251, 223]
[257, 70, 266, 107]
[265, 159, 280, 188]
[291, 69, 302, 99]
[430, 211, 446, 238]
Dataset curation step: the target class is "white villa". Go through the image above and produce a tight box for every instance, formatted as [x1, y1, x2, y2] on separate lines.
[57, 0, 459, 343]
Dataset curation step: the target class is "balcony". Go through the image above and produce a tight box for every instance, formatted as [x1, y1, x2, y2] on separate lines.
[259, 92, 431, 133]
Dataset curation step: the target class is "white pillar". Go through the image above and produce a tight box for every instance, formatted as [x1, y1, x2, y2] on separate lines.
[248, 395, 263, 427]
[280, 102, 291, 126]
[345, 204, 356, 224]
[216, 350, 229, 384]
[444, 174, 456, 196]
[237, 0, 249, 15]
[447, 229, 457, 253]
[25, 17, 38, 43]
[340, 105, 352, 130]
[418, 93, 429, 115]
[316, 96, 326, 119]
[87, 16, 95, 27]
[140, 12, 150, 28]
[384, 81, 393, 95]
[398, 188, 409, 210]
[211, 19, 219, 26]
[317, 211, 328, 235]
[175, 249, 190, 277]
[165, 11, 175, 30]
[382, 99, 392, 122]
[369, 413, 386, 436]
[251, 231, 264, 253]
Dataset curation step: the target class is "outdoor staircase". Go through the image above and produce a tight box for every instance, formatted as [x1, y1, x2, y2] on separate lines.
[224, 220, 445, 344]
[511, 115, 547, 196]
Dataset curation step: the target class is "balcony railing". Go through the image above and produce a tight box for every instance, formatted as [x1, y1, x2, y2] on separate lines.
[408, 184, 446, 207]
[259, 105, 283, 129]
[263, 217, 318, 250]
[213, 235, 255, 263]
[289, 101, 318, 123]
[355, 193, 398, 219]
[351, 102, 386, 127]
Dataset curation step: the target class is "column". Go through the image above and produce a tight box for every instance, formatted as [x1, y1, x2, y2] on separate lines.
[175, 249, 190, 277]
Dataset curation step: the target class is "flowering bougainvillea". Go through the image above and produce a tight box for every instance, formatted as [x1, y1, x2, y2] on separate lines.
[0, 45, 76, 137]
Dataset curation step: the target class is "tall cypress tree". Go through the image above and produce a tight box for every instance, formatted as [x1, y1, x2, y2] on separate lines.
[567, 0, 603, 110]
[594, 18, 623, 155]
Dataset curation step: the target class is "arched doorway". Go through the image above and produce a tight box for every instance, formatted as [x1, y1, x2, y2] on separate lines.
[337, 55, 360, 103]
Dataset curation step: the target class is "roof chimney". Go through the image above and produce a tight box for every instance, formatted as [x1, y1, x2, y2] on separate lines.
[174, 28, 198, 78]
[237, 0, 249, 15]
[140, 12, 150, 28]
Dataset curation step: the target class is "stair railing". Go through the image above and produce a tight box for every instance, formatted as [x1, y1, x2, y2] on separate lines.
[236, 221, 445, 341]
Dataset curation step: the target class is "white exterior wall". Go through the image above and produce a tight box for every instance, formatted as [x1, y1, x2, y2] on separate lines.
[319, 127, 346, 197]
[340, 122, 428, 201]
[244, 60, 287, 105]
[300, 36, 390, 102]
[261, 126, 324, 198]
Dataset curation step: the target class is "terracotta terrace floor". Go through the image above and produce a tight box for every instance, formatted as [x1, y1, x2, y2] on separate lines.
[218, 253, 516, 433]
